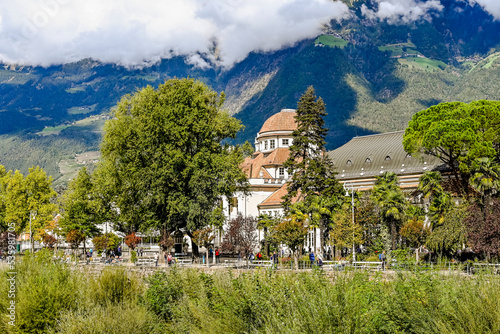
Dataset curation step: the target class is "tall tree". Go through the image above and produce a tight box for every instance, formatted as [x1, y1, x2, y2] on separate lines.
[60, 167, 100, 254]
[371, 171, 408, 250]
[5, 167, 57, 251]
[0, 165, 7, 232]
[271, 210, 308, 270]
[97, 78, 248, 236]
[403, 100, 500, 195]
[469, 157, 500, 206]
[283, 86, 340, 207]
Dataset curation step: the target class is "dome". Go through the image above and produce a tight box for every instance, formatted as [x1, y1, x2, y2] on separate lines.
[259, 109, 297, 134]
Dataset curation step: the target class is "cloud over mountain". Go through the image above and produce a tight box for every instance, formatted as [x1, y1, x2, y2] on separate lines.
[361, 0, 444, 24]
[470, 0, 500, 20]
[0, 0, 349, 68]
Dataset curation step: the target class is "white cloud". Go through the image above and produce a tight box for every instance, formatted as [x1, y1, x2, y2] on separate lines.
[361, 0, 444, 24]
[0, 0, 350, 68]
[469, 0, 500, 20]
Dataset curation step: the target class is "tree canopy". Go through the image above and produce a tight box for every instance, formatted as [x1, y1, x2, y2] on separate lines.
[97, 78, 247, 233]
[283, 86, 340, 207]
[403, 100, 500, 195]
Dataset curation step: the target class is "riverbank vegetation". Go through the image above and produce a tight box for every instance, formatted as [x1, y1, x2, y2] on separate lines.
[1, 252, 500, 333]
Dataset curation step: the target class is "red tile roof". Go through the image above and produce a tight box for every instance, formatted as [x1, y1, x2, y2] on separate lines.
[259, 110, 297, 134]
[240, 148, 291, 178]
[259, 184, 300, 208]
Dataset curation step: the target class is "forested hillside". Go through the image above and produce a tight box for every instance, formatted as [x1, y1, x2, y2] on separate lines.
[1, 0, 500, 182]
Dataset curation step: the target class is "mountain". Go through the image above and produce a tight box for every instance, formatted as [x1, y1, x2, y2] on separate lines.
[1, 0, 500, 183]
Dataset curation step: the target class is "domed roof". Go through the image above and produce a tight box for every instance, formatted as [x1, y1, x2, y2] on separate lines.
[259, 109, 297, 134]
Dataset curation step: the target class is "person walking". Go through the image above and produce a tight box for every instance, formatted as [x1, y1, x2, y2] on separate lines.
[379, 251, 386, 270]
[309, 251, 315, 267]
[273, 251, 278, 269]
[215, 248, 220, 264]
[154, 252, 159, 267]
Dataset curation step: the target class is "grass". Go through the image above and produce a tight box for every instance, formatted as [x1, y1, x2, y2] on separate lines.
[398, 57, 447, 72]
[2, 255, 500, 333]
[40, 125, 70, 134]
[65, 86, 86, 94]
[67, 103, 97, 115]
[121, 74, 158, 82]
[314, 35, 349, 48]
[378, 42, 421, 57]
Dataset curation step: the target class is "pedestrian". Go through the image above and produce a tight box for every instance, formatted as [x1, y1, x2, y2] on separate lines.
[257, 252, 262, 260]
[154, 252, 159, 267]
[164, 251, 167, 264]
[309, 251, 315, 267]
[118, 246, 121, 257]
[249, 252, 255, 264]
[167, 253, 173, 266]
[102, 249, 106, 263]
[90, 248, 93, 259]
[215, 248, 220, 264]
[379, 251, 386, 270]
[317, 252, 323, 267]
[273, 251, 278, 269]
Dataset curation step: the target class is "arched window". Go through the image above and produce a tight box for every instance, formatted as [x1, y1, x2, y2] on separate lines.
[365, 158, 371, 163]
[406, 153, 412, 158]
[346, 160, 352, 165]
[385, 155, 391, 161]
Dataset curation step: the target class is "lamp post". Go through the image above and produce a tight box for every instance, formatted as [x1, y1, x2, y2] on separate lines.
[343, 182, 355, 262]
[29, 210, 37, 253]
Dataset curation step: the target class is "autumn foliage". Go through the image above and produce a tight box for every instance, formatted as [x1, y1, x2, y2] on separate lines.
[125, 232, 141, 250]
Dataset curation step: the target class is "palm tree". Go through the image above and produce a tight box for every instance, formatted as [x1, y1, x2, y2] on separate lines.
[470, 157, 500, 203]
[418, 171, 444, 199]
[371, 172, 408, 250]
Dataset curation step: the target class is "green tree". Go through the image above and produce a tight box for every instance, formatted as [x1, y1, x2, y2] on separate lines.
[371, 172, 408, 250]
[257, 213, 281, 256]
[403, 100, 500, 195]
[271, 211, 308, 270]
[418, 171, 444, 201]
[426, 203, 468, 259]
[283, 86, 340, 207]
[60, 167, 100, 255]
[0, 165, 7, 232]
[192, 227, 215, 266]
[470, 157, 500, 206]
[5, 167, 57, 251]
[329, 204, 364, 259]
[97, 78, 248, 239]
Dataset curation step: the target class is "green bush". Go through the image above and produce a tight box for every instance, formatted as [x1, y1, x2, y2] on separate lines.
[130, 250, 137, 263]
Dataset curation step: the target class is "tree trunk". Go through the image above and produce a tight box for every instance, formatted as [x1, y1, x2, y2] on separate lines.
[391, 220, 396, 250]
[264, 227, 269, 256]
[186, 231, 200, 257]
[293, 250, 299, 270]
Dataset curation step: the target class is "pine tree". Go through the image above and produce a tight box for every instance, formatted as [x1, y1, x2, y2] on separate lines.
[282, 86, 340, 208]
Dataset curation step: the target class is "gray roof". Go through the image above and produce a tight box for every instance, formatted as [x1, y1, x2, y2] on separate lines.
[328, 131, 447, 180]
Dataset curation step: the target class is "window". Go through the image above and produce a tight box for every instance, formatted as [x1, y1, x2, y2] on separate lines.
[385, 156, 391, 161]
[264, 141, 268, 150]
[365, 158, 371, 163]
[270, 139, 275, 149]
[282, 139, 289, 146]
[346, 160, 352, 165]
[279, 167, 285, 177]
[406, 153, 412, 158]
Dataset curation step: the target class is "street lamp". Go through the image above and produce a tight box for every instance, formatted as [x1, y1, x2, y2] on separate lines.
[343, 182, 356, 262]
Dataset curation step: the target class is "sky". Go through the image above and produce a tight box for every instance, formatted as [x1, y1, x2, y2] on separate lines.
[0, 0, 498, 68]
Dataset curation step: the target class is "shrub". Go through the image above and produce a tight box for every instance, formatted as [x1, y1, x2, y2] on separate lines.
[130, 250, 137, 263]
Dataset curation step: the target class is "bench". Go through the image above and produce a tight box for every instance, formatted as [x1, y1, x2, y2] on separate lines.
[175, 258, 192, 266]
[321, 261, 347, 271]
[352, 261, 383, 270]
[250, 260, 272, 268]
[135, 258, 156, 267]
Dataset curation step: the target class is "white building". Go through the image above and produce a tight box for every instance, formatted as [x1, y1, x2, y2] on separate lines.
[221, 109, 321, 251]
